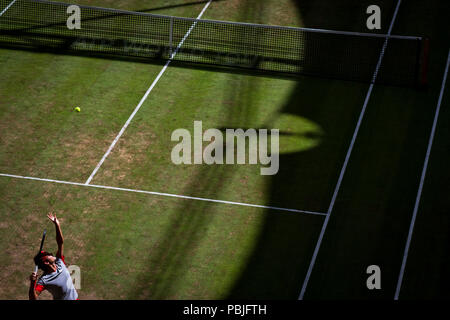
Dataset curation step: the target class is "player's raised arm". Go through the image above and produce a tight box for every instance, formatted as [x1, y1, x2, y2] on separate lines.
[47, 213, 64, 259]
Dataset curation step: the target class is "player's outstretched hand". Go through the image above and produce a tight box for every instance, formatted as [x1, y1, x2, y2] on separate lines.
[47, 212, 60, 226]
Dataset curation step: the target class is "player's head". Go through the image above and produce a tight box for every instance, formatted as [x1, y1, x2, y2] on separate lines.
[34, 251, 56, 271]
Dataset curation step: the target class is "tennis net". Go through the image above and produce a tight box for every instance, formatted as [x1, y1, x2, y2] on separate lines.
[0, 0, 429, 86]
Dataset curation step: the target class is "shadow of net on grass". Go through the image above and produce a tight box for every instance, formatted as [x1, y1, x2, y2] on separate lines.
[0, 0, 424, 87]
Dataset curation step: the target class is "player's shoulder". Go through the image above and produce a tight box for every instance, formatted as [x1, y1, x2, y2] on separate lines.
[56, 255, 67, 266]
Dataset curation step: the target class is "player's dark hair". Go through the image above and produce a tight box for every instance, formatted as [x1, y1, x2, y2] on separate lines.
[34, 251, 53, 270]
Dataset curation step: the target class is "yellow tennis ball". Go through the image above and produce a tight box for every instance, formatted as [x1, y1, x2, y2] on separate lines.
[74, 107, 81, 112]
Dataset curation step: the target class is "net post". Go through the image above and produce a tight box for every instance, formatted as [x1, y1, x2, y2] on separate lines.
[169, 16, 174, 59]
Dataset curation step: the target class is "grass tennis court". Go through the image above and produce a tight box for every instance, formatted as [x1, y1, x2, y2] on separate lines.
[0, 0, 449, 300]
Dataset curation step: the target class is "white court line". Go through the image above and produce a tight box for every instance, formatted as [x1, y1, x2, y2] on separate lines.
[0, 0, 17, 16]
[394, 49, 450, 300]
[0, 173, 327, 216]
[298, 0, 403, 300]
[85, 0, 212, 185]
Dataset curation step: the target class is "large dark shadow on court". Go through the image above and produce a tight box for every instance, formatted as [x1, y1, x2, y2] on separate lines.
[225, 0, 398, 299]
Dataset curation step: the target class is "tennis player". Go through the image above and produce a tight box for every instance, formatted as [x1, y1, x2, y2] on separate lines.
[29, 213, 78, 300]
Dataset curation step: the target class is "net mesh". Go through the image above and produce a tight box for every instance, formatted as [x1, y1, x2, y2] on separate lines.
[0, 0, 427, 86]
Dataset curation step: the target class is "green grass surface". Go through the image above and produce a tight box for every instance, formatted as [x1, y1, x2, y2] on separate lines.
[0, 0, 449, 300]
[0, 177, 323, 299]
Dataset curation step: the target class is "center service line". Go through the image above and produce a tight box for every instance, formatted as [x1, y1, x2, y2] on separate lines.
[0, 0, 17, 17]
[85, 0, 213, 185]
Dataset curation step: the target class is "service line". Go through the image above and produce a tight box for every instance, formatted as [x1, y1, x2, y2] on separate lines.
[0, 173, 327, 216]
